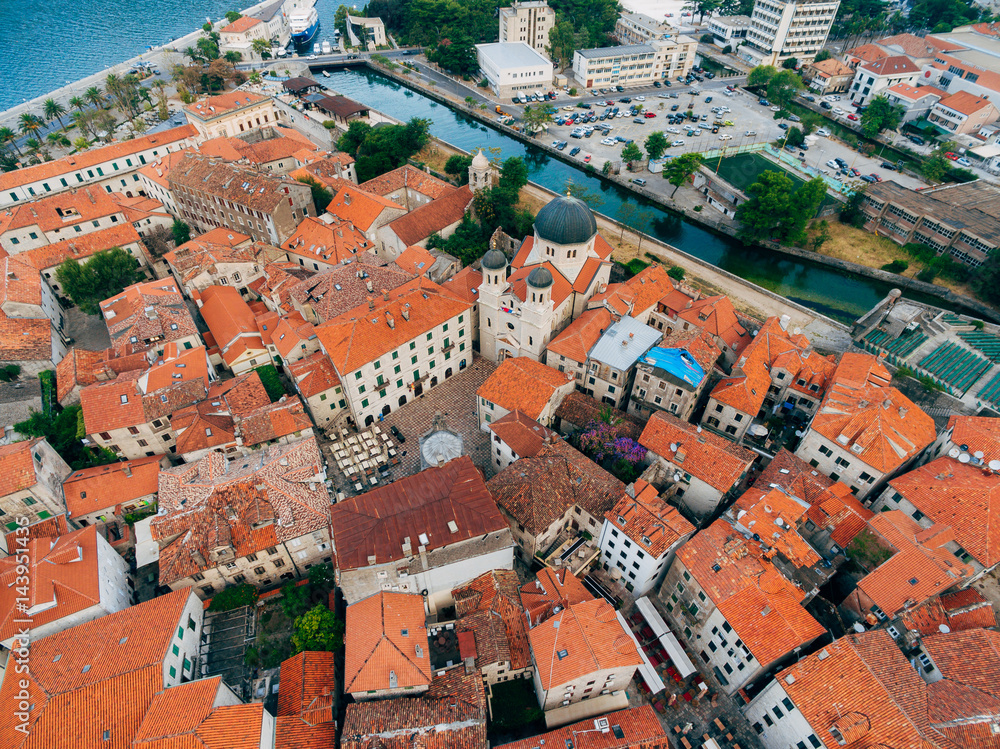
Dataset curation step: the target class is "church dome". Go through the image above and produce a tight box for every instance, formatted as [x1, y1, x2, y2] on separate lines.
[527, 266, 553, 289]
[533, 195, 597, 246]
[471, 149, 490, 169]
[481, 249, 507, 270]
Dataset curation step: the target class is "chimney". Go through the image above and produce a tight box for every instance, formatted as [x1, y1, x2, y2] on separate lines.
[365, 279, 374, 292]
[779, 314, 790, 331]
[382, 288, 389, 301]
[368, 296, 375, 311]
[386, 311, 395, 329]
[898, 406, 908, 418]
[123, 464, 132, 478]
[401, 305, 410, 321]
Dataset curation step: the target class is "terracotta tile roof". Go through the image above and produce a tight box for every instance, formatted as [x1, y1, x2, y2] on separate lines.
[861, 54, 921, 76]
[887, 82, 945, 100]
[454, 570, 531, 672]
[359, 165, 454, 201]
[833, 351, 892, 389]
[63, 455, 161, 518]
[640, 411, 756, 493]
[623, 264, 676, 316]
[2, 513, 69, 553]
[143, 345, 210, 392]
[168, 154, 307, 213]
[497, 705, 669, 749]
[0, 256, 43, 306]
[477, 357, 574, 422]
[889, 457, 1000, 568]
[288, 253, 412, 322]
[521, 567, 593, 626]
[184, 91, 268, 120]
[171, 372, 271, 455]
[529, 597, 641, 690]
[152, 439, 330, 585]
[386, 185, 473, 246]
[606, 479, 694, 557]
[100, 279, 198, 357]
[0, 525, 103, 644]
[547, 307, 614, 363]
[653, 330, 722, 376]
[394, 245, 436, 276]
[677, 519, 824, 665]
[326, 185, 404, 232]
[315, 277, 471, 374]
[0, 125, 196, 192]
[856, 510, 974, 617]
[731, 487, 821, 569]
[221, 15, 263, 33]
[199, 284, 258, 351]
[238, 397, 313, 447]
[439, 266, 482, 305]
[899, 587, 998, 635]
[847, 42, 891, 63]
[276, 651, 337, 749]
[507, 258, 574, 308]
[0, 438, 41, 496]
[288, 350, 340, 398]
[0, 187, 167, 236]
[341, 670, 487, 749]
[281, 216, 375, 264]
[19, 224, 144, 273]
[56, 347, 146, 403]
[809, 57, 854, 77]
[0, 309, 52, 363]
[554, 392, 645, 439]
[162, 230, 256, 284]
[331, 455, 506, 570]
[936, 90, 997, 116]
[288, 152, 356, 191]
[807, 381, 935, 475]
[345, 591, 432, 693]
[947, 415, 1000, 462]
[489, 410, 558, 459]
[670, 294, 749, 353]
[488, 439, 623, 534]
[879, 32, 944, 58]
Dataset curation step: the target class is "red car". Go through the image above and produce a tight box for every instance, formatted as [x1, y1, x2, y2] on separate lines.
[847, 114, 858, 121]
[944, 151, 959, 160]
[644, 111, 656, 118]
[583, 154, 592, 163]
[869, 173, 882, 182]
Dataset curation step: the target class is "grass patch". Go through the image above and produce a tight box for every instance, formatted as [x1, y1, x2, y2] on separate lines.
[254, 601, 296, 669]
[489, 678, 544, 731]
[625, 258, 649, 276]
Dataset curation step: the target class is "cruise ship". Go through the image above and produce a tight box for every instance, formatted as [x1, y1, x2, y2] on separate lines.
[289, 7, 320, 44]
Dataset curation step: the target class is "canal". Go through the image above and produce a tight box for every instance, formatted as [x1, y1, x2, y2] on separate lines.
[323, 68, 958, 325]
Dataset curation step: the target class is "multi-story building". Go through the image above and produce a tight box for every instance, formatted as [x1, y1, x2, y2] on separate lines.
[928, 89, 1000, 134]
[219, 15, 272, 59]
[168, 154, 313, 245]
[100, 279, 201, 358]
[0, 124, 197, 208]
[477, 356, 576, 430]
[344, 591, 432, 700]
[544, 307, 613, 386]
[848, 55, 922, 106]
[488, 439, 624, 562]
[739, 0, 841, 68]
[289, 150, 358, 188]
[315, 277, 473, 428]
[359, 164, 455, 211]
[0, 255, 68, 374]
[487, 409, 557, 471]
[287, 351, 345, 428]
[615, 12, 678, 45]
[926, 413, 1000, 463]
[346, 15, 387, 49]
[330, 455, 514, 611]
[884, 82, 947, 121]
[706, 15, 752, 48]
[0, 438, 72, 533]
[282, 215, 376, 272]
[653, 291, 751, 370]
[183, 91, 280, 139]
[0, 525, 132, 649]
[476, 42, 554, 99]
[326, 185, 406, 249]
[286, 253, 413, 324]
[629, 332, 721, 420]
[802, 56, 855, 93]
[499, 0, 555, 55]
[859, 180, 1000, 267]
[640, 411, 757, 519]
[62, 453, 162, 529]
[275, 651, 338, 746]
[454, 569, 533, 685]
[498, 706, 667, 749]
[572, 38, 697, 90]
[379, 185, 474, 260]
[199, 284, 272, 375]
[151, 437, 332, 599]
[657, 519, 825, 694]
[162, 227, 264, 298]
[597, 479, 694, 596]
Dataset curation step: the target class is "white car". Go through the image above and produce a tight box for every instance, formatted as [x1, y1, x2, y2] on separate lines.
[601, 137, 617, 145]
[816, 128, 831, 136]
[770, 105, 780, 112]
[723, 90, 734, 96]
[833, 107, 845, 115]
[616, 112, 624, 118]
[667, 126, 680, 133]
[635, 95, 646, 101]
[551, 140, 560, 147]
[658, 93, 670, 98]
[745, 130, 757, 136]
[671, 139, 685, 146]
[825, 95, 841, 102]
[563, 105, 576, 111]
[719, 134, 733, 140]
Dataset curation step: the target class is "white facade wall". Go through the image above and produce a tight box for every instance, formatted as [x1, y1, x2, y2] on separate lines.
[650, 453, 727, 518]
[499, 1, 555, 55]
[742, 0, 840, 67]
[0, 441, 71, 531]
[597, 520, 673, 596]
[185, 99, 280, 140]
[794, 430, 886, 499]
[701, 397, 753, 441]
[477, 44, 554, 98]
[533, 656, 636, 711]
[742, 679, 824, 747]
[162, 592, 205, 686]
[849, 66, 922, 107]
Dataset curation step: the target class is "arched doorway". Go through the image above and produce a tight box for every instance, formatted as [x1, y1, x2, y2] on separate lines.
[445, 368, 453, 379]
[414, 382, 423, 397]
[364, 415, 374, 427]
[430, 376, 438, 388]
[459, 359, 467, 370]
[382, 405, 391, 416]
[498, 348, 512, 362]
[398, 395, 407, 407]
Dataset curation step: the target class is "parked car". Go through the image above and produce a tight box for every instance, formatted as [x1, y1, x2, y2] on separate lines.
[745, 130, 758, 137]
[671, 140, 685, 146]
[705, 96, 712, 103]
[816, 128, 831, 136]
[880, 161, 896, 170]
[821, 101, 833, 110]
[788, 114, 801, 122]
[667, 127, 680, 133]
[632, 178, 647, 186]
[583, 154, 592, 162]
[719, 133, 732, 140]
[557, 141, 568, 150]
[826, 159, 839, 168]
[847, 113, 858, 121]
[859, 174, 877, 183]
[653, 81, 662, 87]
[671, 104, 679, 111]
[601, 137, 616, 145]
[957, 157, 972, 167]
[644, 111, 656, 118]
[869, 172, 882, 181]
[907, 135, 925, 145]
[778, 123, 789, 130]
[633, 117, 646, 124]
[570, 146, 581, 156]
[944, 151, 959, 160]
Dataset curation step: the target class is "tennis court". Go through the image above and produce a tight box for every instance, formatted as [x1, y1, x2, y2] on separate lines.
[715, 151, 806, 192]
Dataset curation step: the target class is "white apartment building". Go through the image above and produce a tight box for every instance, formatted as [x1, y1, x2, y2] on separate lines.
[573, 38, 697, 90]
[740, 0, 841, 68]
[615, 12, 679, 45]
[476, 42, 554, 99]
[848, 55, 922, 107]
[0, 438, 72, 532]
[707, 15, 752, 48]
[499, 0, 555, 56]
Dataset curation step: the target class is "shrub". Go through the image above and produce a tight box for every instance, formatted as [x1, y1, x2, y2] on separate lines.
[723, 45, 732, 54]
[700, 34, 715, 43]
[974, 320, 985, 330]
[244, 646, 260, 667]
[123, 505, 158, 525]
[568, 87, 577, 96]
[693, 205, 703, 212]
[0, 364, 21, 382]
[253, 364, 287, 402]
[667, 265, 686, 281]
[916, 267, 937, 283]
[323, 120, 336, 129]
[208, 583, 260, 611]
[896, 365, 914, 379]
[881, 260, 909, 273]
[918, 375, 944, 392]
[626, 258, 649, 277]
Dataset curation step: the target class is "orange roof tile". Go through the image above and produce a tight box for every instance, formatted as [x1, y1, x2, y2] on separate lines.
[276, 651, 337, 749]
[315, 277, 471, 374]
[184, 91, 267, 120]
[199, 284, 257, 351]
[394, 245, 436, 276]
[0, 438, 41, 496]
[63, 455, 161, 518]
[439, 266, 482, 305]
[732, 487, 820, 569]
[488, 410, 558, 459]
[271, 312, 315, 359]
[547, 307, 613, 363]
[100, 279, 198, 357]
[507, 259, 574, 308]
[360, 165, 454, 201]
[135, 691, 265, 749]
[326, 185, 404, 232]
[946, 415, 1000, 462]
[529, 597, 641, 690]
[899, 587, 998, 635]
[288, 350, 341, 398]
[640, 411, 757, 493]
[18, 224, 144, 273]
[454, 570, 531, 672]
[623, 264, 676, 315]
[345, 591, 432, 694]
[55, 347, 146, 403]
[477, 357, 574, 422]
[936, 89, 998, 116]
[0, 308, 51, 363]
[281, 216, 374, 264]
[386, 185, 473, 246]
[237, 397, 313, 447]
[606, 479, 694, 557]
[496, 706, 667, 749]
[672, 294, 749, 353]
[923, 629, 1000, 697]
[220, 15, 263, 33]
[520, 567, 594, 628]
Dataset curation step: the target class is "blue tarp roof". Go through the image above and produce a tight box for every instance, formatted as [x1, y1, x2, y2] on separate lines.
[640, 346, 705, 387]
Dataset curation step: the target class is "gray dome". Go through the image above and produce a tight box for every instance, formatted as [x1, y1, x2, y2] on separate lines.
[534, 195, 598, 245]
[481, 249, 508, 270]
[527, 266, 553, 289]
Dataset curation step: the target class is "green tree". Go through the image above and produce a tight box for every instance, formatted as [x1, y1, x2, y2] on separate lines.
[69, 96, 86, 112]
[172, 219, 192, 246]
[736, 170, 794, 242]
[84, 86, 105, 108]
[73, 136, 91, 151]
[784, 178, 827, 244]
[644, 131, 668, 160]
[296, 175, 334, 213]
[547, 20, 580, 67]
[335, 4, 350, 41]
[786, 126, 805, 147]
[224, 50, 243, 67]
[922, 150, 951, 182]
[814, 49, 832, 62]
[663, 153, 703, 198]
[225, 10, 242, 22]
[683, 0, 723, 23]
[621, 142, 643, 164]
[497, 156, 528, 198]
[15, 403, 118, 470]
[839, 188, 866, 228]
[781, 57, 799, 69]
[337, 118, 430, 182]
[291, 604, 346, 653]
[747, 64, 779, 88]
[766, 69, 805, 110]
[43, 98, 67, 130]
[444, 154, 473, 184]
[860, 95, 904, 137]
[521, 103, 556, 134]
[56, 248, 141, 315]
[46, 132, 70, 150]
[428, 33, 479, 76]
[19, 113, 43, 138]
[251, 38, 272, 59]
[547, 0, 620, 49]
[0, 126, 21, 157]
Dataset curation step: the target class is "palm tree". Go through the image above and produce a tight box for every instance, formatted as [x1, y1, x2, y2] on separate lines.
[0, 126, 21, 157]
[46, 132, 70, 150]
[73, 136, 91, 151]
[24, 138, 41, 157]
[84, 86, 104, 108]
[43, 99, 66, 130]
[69, 96, 86, 112]
[18, 113, 42, 138]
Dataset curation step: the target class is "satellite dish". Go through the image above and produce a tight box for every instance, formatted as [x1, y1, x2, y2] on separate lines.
[853, 623, 866, 633]
[959, 453, 971, 464]
[990, 460, 1000, 471]
[670, 442, 678, 452]
[939, 624, 951, 634]
[975, 451, 985, 460]
[948, 448, 961, 459]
